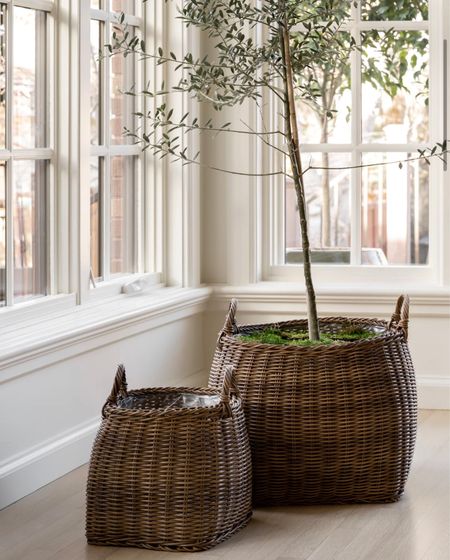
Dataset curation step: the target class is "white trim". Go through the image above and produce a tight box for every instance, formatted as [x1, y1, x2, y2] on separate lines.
[56, 0, 70, 295]
[293, 21, 430, 33]
[14, 0, 53, 12]
[0, 148, 53, 159]
[0, 417, 99, 510]
[181, 13, 201, 288]
[0, 286, 211, 382]
[209, 283, 450, 316]
[0, 292, 76, 325]
[90, 144, 141, 157]
[442, 1, 450, 286]
[417, 376, 450, 409]
[5, 158, 13, 306]
[298, 143, 430, 152]
[267, 263, 438, 286]
[79, 0, 91, 301]
[5, 0, 13, 306]
[357, 21, 429, 31]
[0, 364, 209, 510]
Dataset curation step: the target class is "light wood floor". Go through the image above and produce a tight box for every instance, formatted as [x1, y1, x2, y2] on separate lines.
[1, 410, 449, 560]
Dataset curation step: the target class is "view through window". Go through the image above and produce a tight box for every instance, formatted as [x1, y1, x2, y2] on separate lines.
[286, 0, 431, 266]
[0, 2, 50, 305]
[90, 0, 139, 281]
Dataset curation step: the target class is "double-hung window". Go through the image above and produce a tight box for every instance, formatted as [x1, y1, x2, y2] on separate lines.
[89, 0, 143, 283]
[268, 0, 446, 286]
[0, 0, 53, 306]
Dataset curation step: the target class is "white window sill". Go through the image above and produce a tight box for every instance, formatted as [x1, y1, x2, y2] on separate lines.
[266, 264, 439, 287]
[210, 282, 450, 316]
[0, 286, 211, 380]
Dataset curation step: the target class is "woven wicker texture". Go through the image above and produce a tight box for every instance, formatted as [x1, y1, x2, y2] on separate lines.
[86, 365, 252, 551]
[209, 295, 417, 506]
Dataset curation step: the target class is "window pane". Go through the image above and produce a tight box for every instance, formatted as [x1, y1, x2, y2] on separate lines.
[361, 31, 429, 144]
[0, 161, 5, 305]
[361, 153, 429, 265]
[0, 5, 6, 149]
[296, 32, 352, 144]
[361, 1, 428, 21]
[90, 20, 101, 145]
[111, 0, 135, 15]
[286, 153, 351, 264]
[13, 160, 47, 299]
[13, 7, 47, 149]
[110, 28, 135, 145]
[110, 156, 134, 274]
[91, 0, 100, 8]
[90, 157, 102, 279]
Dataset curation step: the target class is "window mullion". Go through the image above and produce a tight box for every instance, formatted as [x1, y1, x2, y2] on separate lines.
[103, 153, 111, 281]
[44, 8, 56, 295]
[5, 160, 13, 305]
[428, 0, 446, 283]
[143, 0, 155, 274]
[13, 0, 52, 12]
[350, 2, 362, 266]
[5, 1, 13, 305]
[103, 14, 111, 280]
[134, 25, 143, 273]
[78, 0, 92, 303]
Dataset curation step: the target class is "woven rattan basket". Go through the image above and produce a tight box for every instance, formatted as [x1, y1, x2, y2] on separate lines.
[209, 295, 417, 506]
[86, 365, 252, 551]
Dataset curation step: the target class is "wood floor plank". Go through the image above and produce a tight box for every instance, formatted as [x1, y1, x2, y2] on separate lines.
[0, 410, 448, 560]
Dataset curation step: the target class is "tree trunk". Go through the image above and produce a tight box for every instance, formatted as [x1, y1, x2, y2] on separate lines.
[280, 19, 320, 341]
[321, 119, 331, 247]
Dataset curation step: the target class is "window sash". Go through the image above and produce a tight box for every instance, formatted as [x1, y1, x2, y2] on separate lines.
[0, 0, 54, 306]
[266, 0, 444, 282]
[88, 2, 143, 283]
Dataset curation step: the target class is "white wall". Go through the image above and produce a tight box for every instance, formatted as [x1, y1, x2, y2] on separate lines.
[0, 293, 208, 509]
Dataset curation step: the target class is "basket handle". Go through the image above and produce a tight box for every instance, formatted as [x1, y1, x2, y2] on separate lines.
[389, 295, 410, 341]
[101, 364, 128, 418]
[216, 299, 238, 350]
[220, 365, 239, 418]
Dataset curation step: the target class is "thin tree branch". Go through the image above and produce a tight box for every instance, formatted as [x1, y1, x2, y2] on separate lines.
[140, 140, 292, 179]
[309, 150, 449, 171]
[136, 120, 287, 137]
[240, 119, 289, 158]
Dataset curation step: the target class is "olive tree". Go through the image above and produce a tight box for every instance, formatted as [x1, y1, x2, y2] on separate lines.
[109, 0, 446, 340]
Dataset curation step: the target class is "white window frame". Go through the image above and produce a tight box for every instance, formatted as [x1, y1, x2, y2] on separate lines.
[262, 0, 448, 290]
[0, 0, 200, 338]
[0, 0, 56, 306]
[77, 0, 167, 304]
[90, 3, 140, 278]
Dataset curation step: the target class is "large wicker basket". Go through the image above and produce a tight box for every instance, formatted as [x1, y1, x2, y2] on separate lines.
[86, 365, 252, 551]
[209, 295, 417, 506]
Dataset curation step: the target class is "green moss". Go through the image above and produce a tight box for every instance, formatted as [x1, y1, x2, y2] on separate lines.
[238, 325, 377, 347]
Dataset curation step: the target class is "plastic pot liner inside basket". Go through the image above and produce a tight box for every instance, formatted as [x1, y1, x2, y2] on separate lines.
[208, 295, 417, 506]
[86, 365, 252, 552]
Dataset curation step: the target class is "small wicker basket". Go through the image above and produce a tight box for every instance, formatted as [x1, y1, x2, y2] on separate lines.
[209, 295, 417, 506]
[86, 365, 252, 552]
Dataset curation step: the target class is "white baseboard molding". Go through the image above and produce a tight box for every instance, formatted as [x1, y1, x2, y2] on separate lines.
[417, 377, 450, 410]
[0, 417, 99, 510]
[0, 368, 208, 510]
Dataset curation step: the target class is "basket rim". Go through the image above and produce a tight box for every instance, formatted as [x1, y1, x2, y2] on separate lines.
[103, 386, 242, 418]
[222, 316, 406, 354]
